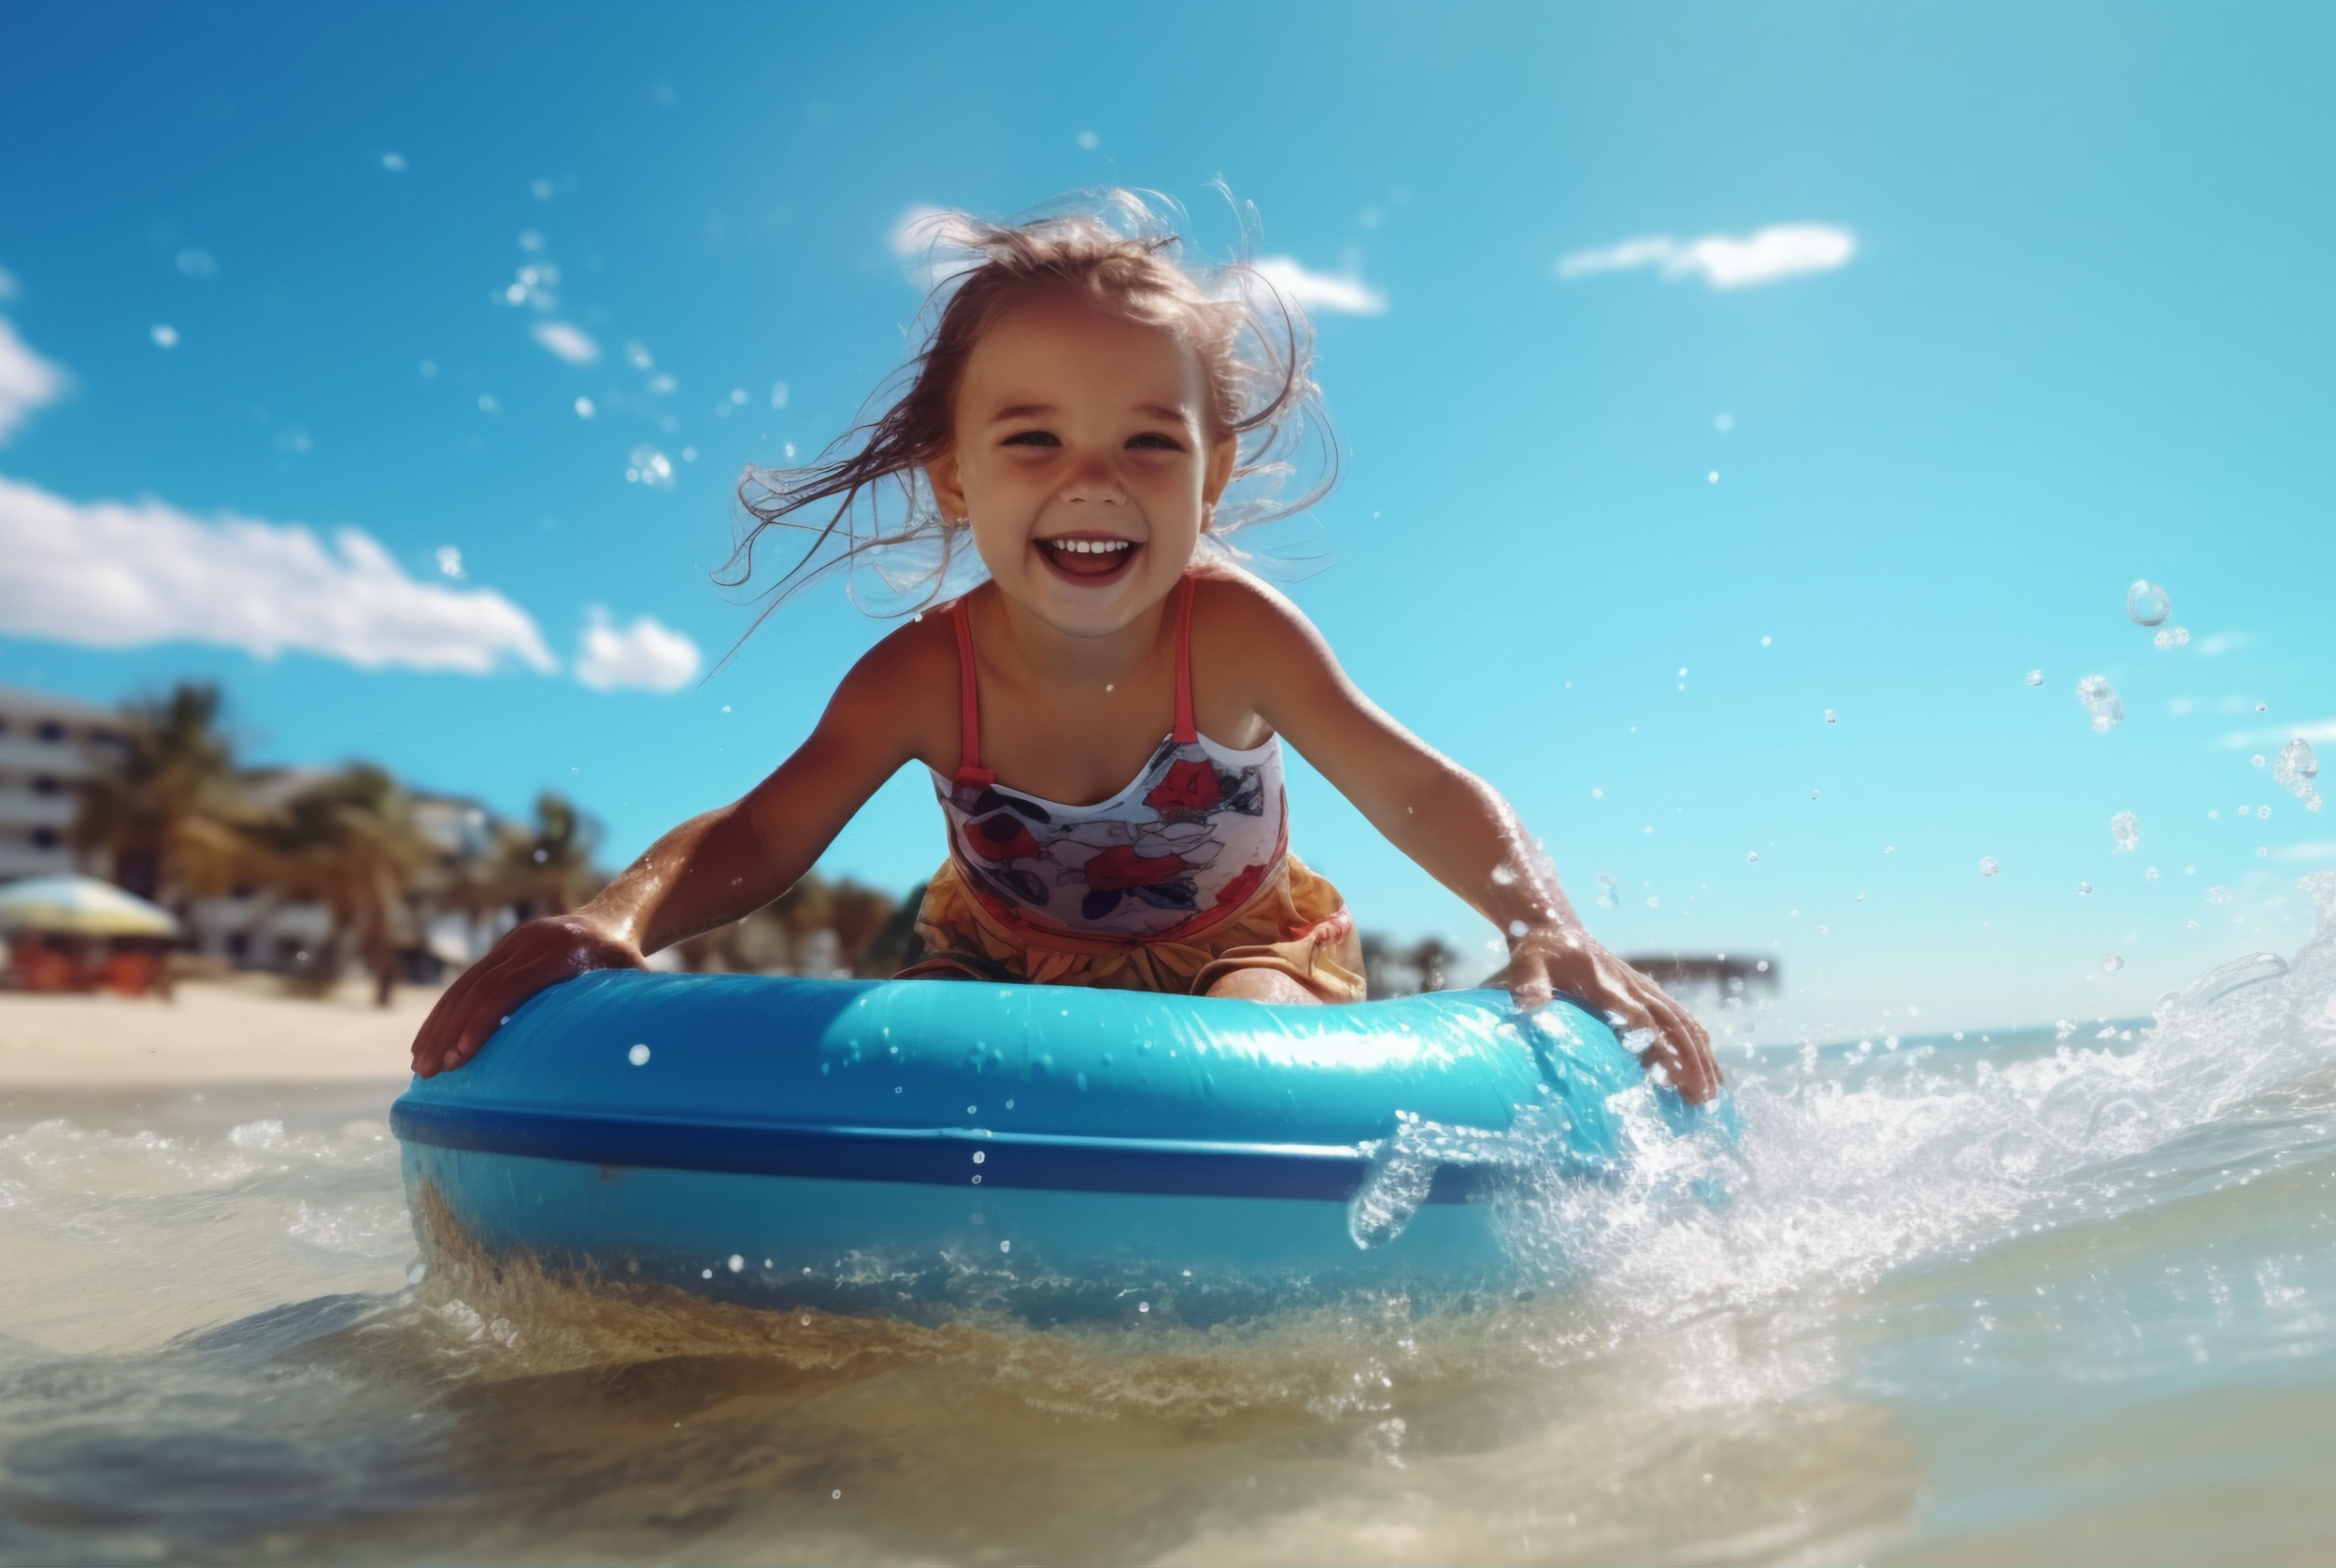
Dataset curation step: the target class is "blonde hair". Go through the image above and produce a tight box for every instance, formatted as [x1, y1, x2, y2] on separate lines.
[717, 189, 1334, 633]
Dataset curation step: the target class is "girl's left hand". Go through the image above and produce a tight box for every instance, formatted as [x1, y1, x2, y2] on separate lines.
[1490, 929, 1721, 1104]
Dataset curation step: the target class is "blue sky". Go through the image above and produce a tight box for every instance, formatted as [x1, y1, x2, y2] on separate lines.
[2, 2, 2330, 1035]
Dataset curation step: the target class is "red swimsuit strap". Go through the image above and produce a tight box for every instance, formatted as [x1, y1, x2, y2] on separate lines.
[1172, 575, 1199, 746]
[949, 596, 994, 787]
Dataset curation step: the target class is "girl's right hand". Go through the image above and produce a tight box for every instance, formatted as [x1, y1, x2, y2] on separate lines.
[408, 917, 643, 1077]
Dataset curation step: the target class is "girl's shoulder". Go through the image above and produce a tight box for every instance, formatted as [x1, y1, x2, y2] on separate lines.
[821, 604, 962, 768]
[1189, 563, 1329, 660]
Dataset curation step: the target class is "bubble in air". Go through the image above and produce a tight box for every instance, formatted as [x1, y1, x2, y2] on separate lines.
[2026, 669, 2044, 687]
[2154, 625, 2189, 649]
[1746, 851, 1759, 862]
[2101, 954, 2125, 973]
[2126, 579, 2172, 627]
[1595, 872, 1618, 909]
[2078, 881, 2093, 894]
[2251, 754, 2267, 768]
[1979, 856, 2001, 877]
[2077, 675, 2123, 734]
[1824, 708, 1837, 723]
[2110, 810, 2139, 852]
[627, 1044, 650, 1065]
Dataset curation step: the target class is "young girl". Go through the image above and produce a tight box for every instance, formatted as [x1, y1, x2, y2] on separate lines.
[410, 195, 1717, 1103]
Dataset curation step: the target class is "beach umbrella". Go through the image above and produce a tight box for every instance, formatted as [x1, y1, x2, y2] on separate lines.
[0, 875, 182, 938]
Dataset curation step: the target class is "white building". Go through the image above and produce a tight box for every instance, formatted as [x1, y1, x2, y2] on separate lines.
[0, 685, 123, 881]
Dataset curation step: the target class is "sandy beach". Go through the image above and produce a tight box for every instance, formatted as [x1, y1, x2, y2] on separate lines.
[0, 976, 433, 1086]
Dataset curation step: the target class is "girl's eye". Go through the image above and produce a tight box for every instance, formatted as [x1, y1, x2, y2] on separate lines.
[1126, 433, 1184, 451]
[1001, 430, 1060, 448]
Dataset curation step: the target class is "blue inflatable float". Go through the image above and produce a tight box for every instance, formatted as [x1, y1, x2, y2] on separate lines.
[392, 972, 1718, 1319]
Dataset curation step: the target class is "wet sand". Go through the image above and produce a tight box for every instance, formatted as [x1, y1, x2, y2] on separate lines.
[0, 976, 433, 1086]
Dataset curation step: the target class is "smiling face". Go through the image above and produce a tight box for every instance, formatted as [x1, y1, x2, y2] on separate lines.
[925, 291, 1235, 637]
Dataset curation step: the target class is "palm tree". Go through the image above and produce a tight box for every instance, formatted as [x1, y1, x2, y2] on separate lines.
[487, 791, 605, 919]
[71, 682, 248, 903]
[246, 765, 432, 1005]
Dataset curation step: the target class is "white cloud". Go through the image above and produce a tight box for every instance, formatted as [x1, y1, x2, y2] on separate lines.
[889, 204, 989, 292]
[531, 320, 601, 364]
[2197, 631, 2256, 657]
[574, 607, 700, 692]
[2219, 717, 2336, 750]
[1250, 257, 1389, 317]
[2272, 841, 2336, 862]
[0, 471, 556, 674]
[1558, 223, 1857, 291]
[0, 318, 67, 443]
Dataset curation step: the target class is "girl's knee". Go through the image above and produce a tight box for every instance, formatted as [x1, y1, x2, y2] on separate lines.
[1203, 966, 1327, 1005]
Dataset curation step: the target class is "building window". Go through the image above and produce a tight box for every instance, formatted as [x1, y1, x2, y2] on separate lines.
[36, 720, 65, 743]
[30, 827, 60, 848]
[32, 776, 60, 795]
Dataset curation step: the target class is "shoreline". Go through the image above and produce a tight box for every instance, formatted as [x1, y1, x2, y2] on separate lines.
[0, 976, 434, 1088]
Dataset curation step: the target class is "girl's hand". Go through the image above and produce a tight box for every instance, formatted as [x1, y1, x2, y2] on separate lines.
[408, 917, 643, 1078]
[1491, 928, 1721, 1105]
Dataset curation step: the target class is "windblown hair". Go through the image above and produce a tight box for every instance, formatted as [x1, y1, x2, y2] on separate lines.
[717, 189, 1334, 641]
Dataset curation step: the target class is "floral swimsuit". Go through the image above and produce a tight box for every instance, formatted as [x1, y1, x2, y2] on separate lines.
[898, 576, 1364, 1000]
[930, 576, 1289, 943]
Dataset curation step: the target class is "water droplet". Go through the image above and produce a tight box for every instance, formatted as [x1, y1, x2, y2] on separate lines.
[1595, 872, 1618, 908]
[150, 322, 179, 349]
[999, 1239, 1011, 1253]
[1590, 787, 1602, 798]
[2126, 579, 2172, 627]
[1489, 863, 1517, 885]
[1645, 894, 1659, 908]
[1137, 1302, 1151, 1312]
[2078, 881, 2093, 894]
[1760, 634, 1772, 647]
[627, 1044, 650, 1066]
[1979, 856, 2001, 877]
[2145, 865, 2160, 880]
[1507, 919, 1529, 936]
[1746, 850, 1759, 862]
[2111, 810, 2139, 852]
[832, 1490, 843, 1501]
[2251, 754, 2267, 768]
[972, 1150, 985, 1164]
[728, 1254, 744, 1272]
[1824, 708, 1837, 723]
[574, 395, 595, 419]
[2077, 674, 2123, 733]
[701, 1268, 713, 1278]
[2101, 954, 2125, 973]
[2154, 624, 2189, 649]
[2026, 669, 2044, 687]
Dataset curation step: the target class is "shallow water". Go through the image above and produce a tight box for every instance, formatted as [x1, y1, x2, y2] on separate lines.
[4, 881, 2334, 1565]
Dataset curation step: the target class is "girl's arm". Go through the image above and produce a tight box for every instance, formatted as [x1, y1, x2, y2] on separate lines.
[407, 633, 939, 1076]
[1218, 577, 1722, 1103]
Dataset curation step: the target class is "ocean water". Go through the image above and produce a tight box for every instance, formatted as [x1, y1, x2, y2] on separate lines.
[2, 878, 2333, 1565]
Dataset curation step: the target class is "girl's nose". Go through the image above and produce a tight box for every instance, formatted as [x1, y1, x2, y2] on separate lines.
[1060, 458, 1128, 506]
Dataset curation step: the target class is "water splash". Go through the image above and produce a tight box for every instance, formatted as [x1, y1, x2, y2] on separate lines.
[2111, 810, 2140, 852]
[1979, 856, 2001, 877]
[2126, 579, 2172, 627]
[2077, 675, 2123, 734]
[2274, 737, 2322, 812]
[2154, 624, 2189, 650]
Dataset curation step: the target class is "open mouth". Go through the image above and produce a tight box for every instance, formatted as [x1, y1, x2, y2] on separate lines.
[1036, 535, 1138, 584]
